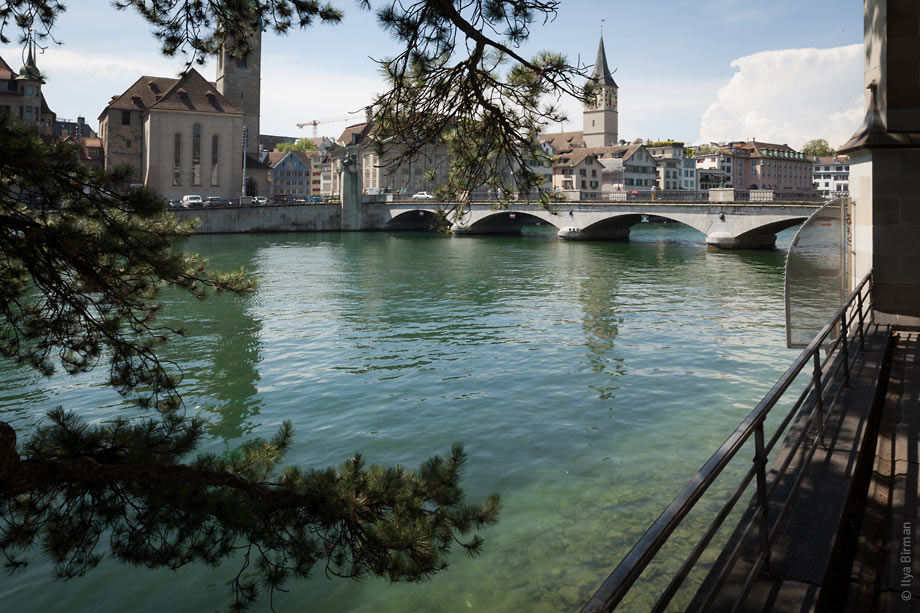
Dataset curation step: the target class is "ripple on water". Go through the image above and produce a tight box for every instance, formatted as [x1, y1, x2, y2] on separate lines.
[0, 227, 805, 611]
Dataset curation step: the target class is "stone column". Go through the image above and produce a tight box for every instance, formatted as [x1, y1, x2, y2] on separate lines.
[840, 0, 920, 326]
[341, 152, 362, 231]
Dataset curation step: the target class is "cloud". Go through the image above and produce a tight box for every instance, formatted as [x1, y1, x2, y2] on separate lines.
[698, 44, 864, 149]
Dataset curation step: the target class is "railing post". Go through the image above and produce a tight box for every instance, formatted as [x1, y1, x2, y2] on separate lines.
[857, 289, 866, 349]
[754, 423, 772, 573]
[840, 314, 851, 386]
[812, 352, 826, 447]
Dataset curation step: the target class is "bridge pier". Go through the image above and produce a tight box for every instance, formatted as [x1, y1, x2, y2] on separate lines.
[705, 231, 776, 250]
[558, 226, 630, 241]
[451, 224, 523, 236]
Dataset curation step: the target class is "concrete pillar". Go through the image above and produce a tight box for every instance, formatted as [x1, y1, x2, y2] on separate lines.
[705, 231, 776, 250]
[840, 0, 920, 326]
[558, 226, 630, 241]
[341, 152, 362, 231]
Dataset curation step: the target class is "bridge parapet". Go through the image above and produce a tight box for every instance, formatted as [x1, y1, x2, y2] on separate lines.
[376, 188, 824, 206]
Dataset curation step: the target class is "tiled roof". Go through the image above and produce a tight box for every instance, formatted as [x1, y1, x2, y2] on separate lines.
[148, 69, 242, 114]
[337, 122, 372, 146]
[540, 131, 585, 153]
[265, 151, 287, 168]
[102, 69, 241, 117]
[553, 144, 653, 168]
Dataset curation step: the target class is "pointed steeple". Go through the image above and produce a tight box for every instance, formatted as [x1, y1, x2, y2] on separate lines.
[17, 31, 43, 83]
[590, 35, 617, 88]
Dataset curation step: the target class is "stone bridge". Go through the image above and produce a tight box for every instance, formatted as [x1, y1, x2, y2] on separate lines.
[383, 201, 822, 249]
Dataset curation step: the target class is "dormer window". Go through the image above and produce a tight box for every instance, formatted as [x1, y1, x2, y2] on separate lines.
[147, 82, 160, 94]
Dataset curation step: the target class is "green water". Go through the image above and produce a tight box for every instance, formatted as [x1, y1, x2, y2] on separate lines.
[0, 225, 803, 612]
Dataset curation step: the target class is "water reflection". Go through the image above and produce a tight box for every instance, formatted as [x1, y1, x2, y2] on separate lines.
[162, 236, 265, 440]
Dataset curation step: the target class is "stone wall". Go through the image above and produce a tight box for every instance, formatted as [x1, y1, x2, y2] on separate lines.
[145, 111, 244, 201]
[171, 203, 393, 234]
[100, 110, 143, 183]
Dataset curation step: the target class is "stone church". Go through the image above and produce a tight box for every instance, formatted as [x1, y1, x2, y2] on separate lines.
[98, 29, 266, 200]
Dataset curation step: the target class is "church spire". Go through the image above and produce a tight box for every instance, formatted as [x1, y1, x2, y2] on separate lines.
[590, 34, 617, 88]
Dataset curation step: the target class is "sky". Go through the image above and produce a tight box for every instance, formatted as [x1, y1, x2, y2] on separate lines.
[0, 0, 865, 149]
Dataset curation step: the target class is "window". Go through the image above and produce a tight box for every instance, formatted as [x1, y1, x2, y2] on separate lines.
[235, 57, 248, 69]
[173, 133, 181, 186]
[210, 134, 219, 186]
[579, 169, 586, 176]
[121, 110, 131, 126]
[581, 180, 586, 188]
[126, 139, 132, 149]
[191, 123, 201, 185]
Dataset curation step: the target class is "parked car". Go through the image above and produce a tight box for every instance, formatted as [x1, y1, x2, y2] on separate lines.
[206, 196, 222, 207]
[253, 196, 267, 206]
[411, 191, 435, 200]
[168, 199, 181, 209]
[181, 195, 202, 207]
[306, 196, 322, 204]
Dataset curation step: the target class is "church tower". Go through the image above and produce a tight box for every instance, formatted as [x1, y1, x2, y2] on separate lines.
[583, 34, 618, 148]
[216, 27, 261, 156]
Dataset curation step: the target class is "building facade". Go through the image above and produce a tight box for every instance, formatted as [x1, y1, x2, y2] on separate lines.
[99, 70, 246, 199]
[0, 45, 54, 137]
[812, 155, 850, 198]
[98, 27, 264, 199]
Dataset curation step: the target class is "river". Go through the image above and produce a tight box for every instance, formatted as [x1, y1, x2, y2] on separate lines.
[0, 224, 803, 611]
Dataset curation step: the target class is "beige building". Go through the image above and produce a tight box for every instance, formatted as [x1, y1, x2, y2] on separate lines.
[332, 121, 452, 196]
[98, 29, 264, 199]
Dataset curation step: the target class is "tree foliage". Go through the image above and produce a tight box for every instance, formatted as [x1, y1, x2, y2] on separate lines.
[368, 0, 588, 206]
[0, 1, 540, 608]
[802, 138, 835, 157]
[276, 137, 318, 152]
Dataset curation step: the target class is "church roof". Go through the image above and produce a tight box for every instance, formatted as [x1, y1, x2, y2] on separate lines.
[101, 69, 242, 117]
[540, 130, 585, 153]
[589, 35, 617, 88]
[148, 69, 242, 114]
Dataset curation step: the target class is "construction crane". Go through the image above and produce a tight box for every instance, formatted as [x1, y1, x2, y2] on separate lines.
[295, 116, 352, 138]
[296, 107, 371, 138]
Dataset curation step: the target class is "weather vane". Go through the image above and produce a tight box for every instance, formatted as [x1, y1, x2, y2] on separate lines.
[600, 19, 605, 34]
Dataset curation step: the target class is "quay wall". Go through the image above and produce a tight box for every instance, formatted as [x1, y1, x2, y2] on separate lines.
[171, 203, 394, 234]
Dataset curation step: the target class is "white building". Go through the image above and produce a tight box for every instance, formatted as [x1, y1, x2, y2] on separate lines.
[812, 155, 849, 198]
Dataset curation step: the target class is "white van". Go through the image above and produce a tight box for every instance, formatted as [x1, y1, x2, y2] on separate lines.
[181, 195, 203, 207]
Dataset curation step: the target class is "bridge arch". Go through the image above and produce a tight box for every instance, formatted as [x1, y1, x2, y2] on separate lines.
[453, 210, 560, 235]
[384, 208, 443, 231]
[569, 213, 711, 241]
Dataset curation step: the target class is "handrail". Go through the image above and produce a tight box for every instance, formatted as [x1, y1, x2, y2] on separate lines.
[582, 270, 875, 612]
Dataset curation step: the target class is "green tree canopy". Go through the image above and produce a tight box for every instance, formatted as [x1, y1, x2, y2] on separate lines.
[276, 137, 318, 152]
[802, 138, 836, 157]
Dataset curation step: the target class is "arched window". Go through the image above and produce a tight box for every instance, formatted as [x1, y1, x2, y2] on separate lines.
[191, 123, 201, 185]
[210, 134, 219, 186]
[173, 133, 181, 186]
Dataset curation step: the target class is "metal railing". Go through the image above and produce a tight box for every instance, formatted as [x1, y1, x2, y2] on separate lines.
[583, 271, 875, 613]
[378, 189, 823, 205]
